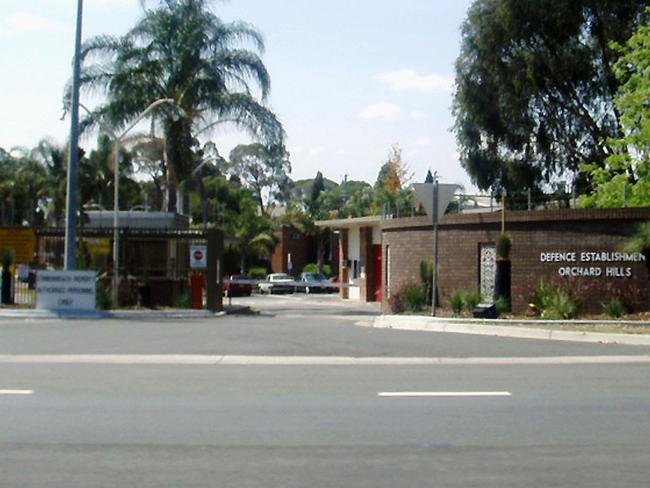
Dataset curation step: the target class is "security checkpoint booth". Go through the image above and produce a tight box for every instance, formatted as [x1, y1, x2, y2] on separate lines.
[29, 211, 223, 312]
[316, 216, 383, 303]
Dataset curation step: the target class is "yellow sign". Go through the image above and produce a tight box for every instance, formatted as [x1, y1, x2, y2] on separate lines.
[85, 238, 111, 255]
[0, 228, 35, 263]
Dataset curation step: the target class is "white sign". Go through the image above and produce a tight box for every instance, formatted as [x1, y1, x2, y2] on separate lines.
[412, 183, 461, 222]
[36, 270, 97, 311]
[190, 245, 207, 269]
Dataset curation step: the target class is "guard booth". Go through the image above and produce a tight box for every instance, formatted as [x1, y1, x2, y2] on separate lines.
[35, 225, 223, 312]
[1, 211, 222, 311]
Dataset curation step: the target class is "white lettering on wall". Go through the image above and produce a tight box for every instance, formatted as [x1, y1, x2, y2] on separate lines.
[540, 250, 643, 279]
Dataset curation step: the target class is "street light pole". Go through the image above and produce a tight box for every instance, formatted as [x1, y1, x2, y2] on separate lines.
[78, 99, 177, 307]
[431, 176, 439, 316]
[108, 98, 176, 308]
[64, 0, 84, 271]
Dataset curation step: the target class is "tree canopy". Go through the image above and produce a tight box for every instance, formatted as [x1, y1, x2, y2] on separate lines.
[581, 13, 650, 207]
[71, 0, 284, 211]
[453, 0, 649, 193]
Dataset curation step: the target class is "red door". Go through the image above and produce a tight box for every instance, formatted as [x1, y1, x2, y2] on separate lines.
[373, 245, 382, 302]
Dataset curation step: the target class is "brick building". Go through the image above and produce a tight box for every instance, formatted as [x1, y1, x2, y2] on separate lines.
[381, 208, 650, 314]
[271, 226, 310, 276]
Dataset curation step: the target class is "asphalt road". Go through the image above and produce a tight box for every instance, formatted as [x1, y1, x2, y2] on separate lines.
[1, 295, 649, 487]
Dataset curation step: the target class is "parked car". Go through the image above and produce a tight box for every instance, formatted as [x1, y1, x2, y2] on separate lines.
[296, 272, 337, 294]
[223, 274, 253, 297]
[258, 273, 295, 294]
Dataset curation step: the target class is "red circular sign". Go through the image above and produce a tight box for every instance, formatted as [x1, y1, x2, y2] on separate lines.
[193, 250, 204, 261]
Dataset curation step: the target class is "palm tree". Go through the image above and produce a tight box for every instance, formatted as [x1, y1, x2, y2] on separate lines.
[30, 139, 67, 226]
[72, 0, 284, 212]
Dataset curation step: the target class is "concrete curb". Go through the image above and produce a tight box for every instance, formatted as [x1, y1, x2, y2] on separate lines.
[372, 315, 650, 346]
[0, 309, 225, 320]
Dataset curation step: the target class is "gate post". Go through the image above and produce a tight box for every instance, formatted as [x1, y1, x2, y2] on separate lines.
[205, 228, 223, 312]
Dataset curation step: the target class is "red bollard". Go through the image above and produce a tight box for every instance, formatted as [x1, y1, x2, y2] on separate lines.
[190, 271, 205, 309]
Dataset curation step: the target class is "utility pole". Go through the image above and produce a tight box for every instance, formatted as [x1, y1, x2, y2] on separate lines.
[64, 0, 83, 270]
[431, 174, 439, 316]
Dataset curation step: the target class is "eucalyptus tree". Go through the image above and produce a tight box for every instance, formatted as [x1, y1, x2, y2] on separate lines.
[71, 0, 284, 212]
[453, 0, 649, 193]
[229, 143, 292, 216]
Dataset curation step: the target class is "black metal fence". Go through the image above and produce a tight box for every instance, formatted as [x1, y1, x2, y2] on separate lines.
[1, 226, 222, 309]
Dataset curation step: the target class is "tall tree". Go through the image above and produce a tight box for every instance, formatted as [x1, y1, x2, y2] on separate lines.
[581, 14, 650, 207]
[229, 143, 291, 215]
[30, 139, 67, 225]
[201, 174, 275, 272]
[71, 0, 284, 211]
[453, 0, 649, 193]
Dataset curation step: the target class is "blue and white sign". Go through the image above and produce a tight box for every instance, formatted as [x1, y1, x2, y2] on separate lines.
[36, 270, 97, 311]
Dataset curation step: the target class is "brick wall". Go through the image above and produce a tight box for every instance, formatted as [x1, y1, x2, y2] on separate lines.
[382, 209, 650, 314]
[271, 226, 311, 276]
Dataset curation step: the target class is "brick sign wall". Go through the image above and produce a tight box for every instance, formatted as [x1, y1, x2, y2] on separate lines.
[381, 209, 650, 314]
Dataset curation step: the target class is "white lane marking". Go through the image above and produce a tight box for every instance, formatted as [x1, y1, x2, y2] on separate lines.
[0, 355, 647, 366]
[378, 391, 512, 397]
[0, 389, 34, 395]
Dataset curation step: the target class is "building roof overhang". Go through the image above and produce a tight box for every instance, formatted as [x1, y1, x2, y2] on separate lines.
[315, 215, 383, 229]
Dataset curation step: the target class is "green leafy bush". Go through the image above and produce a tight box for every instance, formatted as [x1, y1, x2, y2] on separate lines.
[450, 290, 464, 315]
[602, 297, 625, 318]
[403, 283, 427, 312]
[248, 267, 267, 280]
[463, 288, 483, 311]
[495, 296, 510, 315]
[419, 260, 434, 305]
[322, 264, 333, 278]
[496, 232, 511, 260]
[96, 282, 112, 310]
[175, 292, 190, 309]
[302, 263, 319, 274]
[532, 282, 580, 320]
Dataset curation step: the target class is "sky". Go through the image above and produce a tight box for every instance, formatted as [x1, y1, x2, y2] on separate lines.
[0, 0, 476, 191]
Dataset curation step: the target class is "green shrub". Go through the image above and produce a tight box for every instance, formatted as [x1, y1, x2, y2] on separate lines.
[322, 264, 333, 278]
[495, 296, 510, 315]
[403, 283, 427, 312]
[532, 282, 580, 320]
[419, 260, 434, 306]
[496, 232, 511, 260]
[602, 297, 625, 318]
[96, 282, 112, 310]
[302, 263, 319, 274]
[248, 267, 267, 280]
[463, 288, 483, 311]
[175, 292, 190, 309]
[450, 290, 464, 315]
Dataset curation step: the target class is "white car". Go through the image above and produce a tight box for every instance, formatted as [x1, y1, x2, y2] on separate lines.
[258, 273, 295, 294]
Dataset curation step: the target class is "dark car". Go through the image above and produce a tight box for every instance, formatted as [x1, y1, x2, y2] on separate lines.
[223, 275, 253, 297]
[296, 272, 337, 294]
